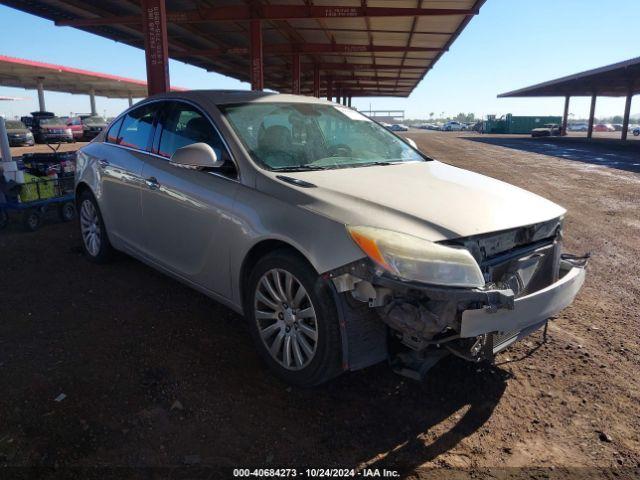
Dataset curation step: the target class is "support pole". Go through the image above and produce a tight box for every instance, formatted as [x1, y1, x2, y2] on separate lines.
[622, 90, 633, 141]
[36, 78, 46, 111]
[562, 96, 570, 135]
[128, 93, 133, 107]
[313, 64, 320, 98]
[89, 89, 97, 116]
[250, 19, 264, 91]
[348, 96, 352, 107]
[291, 54, 301, 94]
[587, 93, 596, 140]
[326, 77, 333, 101]
[141, 0, 170, 96]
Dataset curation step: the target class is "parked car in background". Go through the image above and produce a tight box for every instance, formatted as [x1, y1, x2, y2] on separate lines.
[593, 123, 615, 132]
[4, 119, 34, 146]
[612, 124, 624, 132]
[65, 117, 85, 141]
[75, 90, 587, 386]
[441, 121, 464, 131]
[389, 124, 409, 132]
[21, 112, 73, 144]
[633, 126, 640, 137]
[531, 123, 562, 137]
[568, 123, 588, 132]
[80, 115, 108, 140]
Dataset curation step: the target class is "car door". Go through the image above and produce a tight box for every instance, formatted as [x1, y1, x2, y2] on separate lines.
[98, 103, 159, 252]
[139, 100, 240, 298]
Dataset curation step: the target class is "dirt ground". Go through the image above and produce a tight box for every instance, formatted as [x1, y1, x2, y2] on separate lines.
[0, 132, 638, 478]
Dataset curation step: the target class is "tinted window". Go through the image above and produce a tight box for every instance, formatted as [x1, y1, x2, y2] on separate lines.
[106, 117, 124, 144]
[118, 104, 157, 150]
[158, 103, 226, 159]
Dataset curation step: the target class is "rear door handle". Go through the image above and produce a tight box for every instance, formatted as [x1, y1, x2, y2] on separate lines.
[145, 177, 160, 190]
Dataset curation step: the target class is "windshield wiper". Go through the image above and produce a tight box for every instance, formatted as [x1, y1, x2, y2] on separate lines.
[273, 165, 333, 172]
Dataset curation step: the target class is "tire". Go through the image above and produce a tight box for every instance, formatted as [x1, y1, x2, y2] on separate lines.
[244, 249, 343, 387]
[78, 190, 113, 263]
[22, 209, 42, 232]
[58, 201, 76, 222]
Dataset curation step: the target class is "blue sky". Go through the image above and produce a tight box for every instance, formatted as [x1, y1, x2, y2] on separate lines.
[1, 0, 638, 120]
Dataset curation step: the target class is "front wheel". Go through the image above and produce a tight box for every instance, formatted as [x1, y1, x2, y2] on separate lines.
[78, 190, 113, 263]
[245, 250, 343, 386]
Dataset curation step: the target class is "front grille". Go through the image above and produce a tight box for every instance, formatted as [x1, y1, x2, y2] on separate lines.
[483, 240, 560, 297]
[443, 218, 563, 297]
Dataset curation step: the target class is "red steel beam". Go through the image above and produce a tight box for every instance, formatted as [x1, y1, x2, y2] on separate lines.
[56, 6, 477, 26]
[141, 0, 170, 95]
[301, 62, 426, 71]
[291, 54, 301, 94]
[181, 43, 443, 57]
[250, 19, 263, 90]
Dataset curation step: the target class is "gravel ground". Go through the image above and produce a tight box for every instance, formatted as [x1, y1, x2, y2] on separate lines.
[0, 132, 638, 478]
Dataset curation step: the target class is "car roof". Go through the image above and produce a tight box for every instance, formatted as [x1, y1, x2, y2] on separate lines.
[141, 89, 335, 107]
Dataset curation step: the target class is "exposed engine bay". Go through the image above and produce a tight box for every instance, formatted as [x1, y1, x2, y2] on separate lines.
[329, 218, 589, 379]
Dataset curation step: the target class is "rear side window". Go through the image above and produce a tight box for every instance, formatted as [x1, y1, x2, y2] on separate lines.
[118, 104, 157, 150]
[158, 102, 226, 159]
[106, 117, 124, 144]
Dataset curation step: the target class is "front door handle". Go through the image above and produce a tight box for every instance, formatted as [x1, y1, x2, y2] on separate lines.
[98, 159, 109, 169]
[145, 177, 160, 190]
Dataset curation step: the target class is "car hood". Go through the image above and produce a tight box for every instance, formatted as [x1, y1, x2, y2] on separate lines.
[262, 161, 566, 242]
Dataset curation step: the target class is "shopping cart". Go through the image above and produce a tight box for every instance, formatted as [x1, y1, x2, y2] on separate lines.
[0, 147, 76, 231]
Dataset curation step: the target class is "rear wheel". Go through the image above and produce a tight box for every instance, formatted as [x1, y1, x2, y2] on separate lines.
[58, 201, 76, 222]
[245, 250, 342, 386]
[22, 209, 42, 232]
[78, 190, 113, 263]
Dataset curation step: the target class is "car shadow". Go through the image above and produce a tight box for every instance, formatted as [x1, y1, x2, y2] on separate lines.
[462, 136, 640, 174]
[311, 357, 509, 473]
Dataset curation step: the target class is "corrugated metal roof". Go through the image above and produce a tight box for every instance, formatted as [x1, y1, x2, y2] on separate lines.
[499, 56, 640, 98]
[2, 0, 485, 97]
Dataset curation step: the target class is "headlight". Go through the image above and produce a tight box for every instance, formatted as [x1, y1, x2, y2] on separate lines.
[26, 132, 33, 138]
[347, 225, 485, 288]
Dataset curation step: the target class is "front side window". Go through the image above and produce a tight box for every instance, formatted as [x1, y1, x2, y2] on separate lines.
[118, 104, 157, 150]
[158, 102, 227, 159]
[219, 102, 426, 171]
[106, 117, 124, 144]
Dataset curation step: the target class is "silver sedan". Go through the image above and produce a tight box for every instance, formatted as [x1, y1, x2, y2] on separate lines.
[75, 91, 587, 385]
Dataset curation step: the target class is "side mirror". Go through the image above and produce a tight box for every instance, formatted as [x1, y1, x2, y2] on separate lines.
[169, 142, 225, 170]
[406, 138, 418, 150]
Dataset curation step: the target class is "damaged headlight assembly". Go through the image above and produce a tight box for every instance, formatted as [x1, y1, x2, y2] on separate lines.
[346, 225, 485, 288]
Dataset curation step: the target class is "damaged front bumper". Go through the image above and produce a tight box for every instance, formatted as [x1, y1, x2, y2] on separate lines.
[460, 258, 586, 353]
[330, 250, 588, 375]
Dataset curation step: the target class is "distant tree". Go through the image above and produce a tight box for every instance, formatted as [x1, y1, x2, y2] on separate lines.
[611, 115, 623, 124]
[429, 112, 434, 118]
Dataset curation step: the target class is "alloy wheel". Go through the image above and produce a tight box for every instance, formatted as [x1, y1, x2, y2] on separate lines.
[80, 199, 101, 257]
[254, 268, 318, 370]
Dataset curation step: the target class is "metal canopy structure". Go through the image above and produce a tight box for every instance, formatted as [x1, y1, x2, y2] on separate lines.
[3, 0, 485, 100]
[0, 54, 182, 114]
[499, 56, 640, 140]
